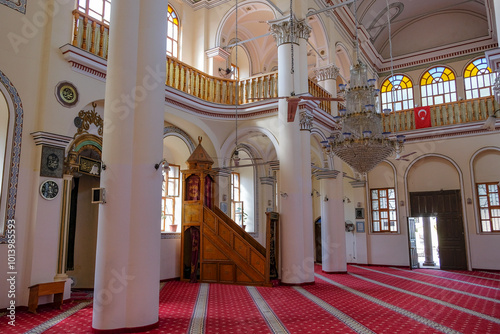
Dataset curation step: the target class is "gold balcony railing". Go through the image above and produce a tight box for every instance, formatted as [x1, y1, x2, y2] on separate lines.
[70, 10, 333, 113]
[381, 97, 497, 132]
[72, 10, 109, 58]
[71, 11, 497, 126]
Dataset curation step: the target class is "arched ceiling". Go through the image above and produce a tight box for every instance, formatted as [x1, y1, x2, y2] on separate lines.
[191, 0, 494, 72]
[353, 0, 490, 59]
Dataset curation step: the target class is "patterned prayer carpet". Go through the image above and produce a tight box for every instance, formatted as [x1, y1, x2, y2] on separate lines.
[1, 265, 499, 333]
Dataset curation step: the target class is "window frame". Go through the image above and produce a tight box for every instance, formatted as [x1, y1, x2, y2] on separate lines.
[161, 164, 180, 232]
[420, 66, 457, 107]
[370, 187, 398, 233]
[476, 182, 500, 233]
[381, 74, 414, 112]
[231, 172, 244, 225]
[167, 4, 179, 58]
[464, 58, 497, 100]
[77, 0, 112, 25]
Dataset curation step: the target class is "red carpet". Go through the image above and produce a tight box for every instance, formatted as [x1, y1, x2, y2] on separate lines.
[2, 265, 499, 333]
[205, 284, 271, 333]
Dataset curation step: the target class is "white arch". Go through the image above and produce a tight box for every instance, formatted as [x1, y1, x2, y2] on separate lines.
[469, 146, 500, 234]
[404, 153, 471, 270]
[220, 125, 279, 163]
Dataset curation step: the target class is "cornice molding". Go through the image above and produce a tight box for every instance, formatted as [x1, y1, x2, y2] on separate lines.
[60, 44, 107, 81]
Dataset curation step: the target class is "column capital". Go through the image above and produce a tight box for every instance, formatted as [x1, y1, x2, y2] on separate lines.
[299, 110, 313, 131]
[314, 170, 340, 179]
[260, 176, 275, 185]
[205, 47, 230, 61]
[214, 167, 232, 178]
[314, 64, 340, 82]
[350, 180, 366, 188]
[269, 15, 311, 47]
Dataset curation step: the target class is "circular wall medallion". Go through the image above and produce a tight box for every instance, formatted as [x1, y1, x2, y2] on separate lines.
[55, 81, 79, 107]
[40, 180, 59, 200]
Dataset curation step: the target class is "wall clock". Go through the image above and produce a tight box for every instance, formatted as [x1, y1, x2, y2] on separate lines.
[40, 180, 59, 200]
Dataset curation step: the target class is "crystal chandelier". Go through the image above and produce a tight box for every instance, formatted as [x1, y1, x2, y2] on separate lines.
[321, 0, 404, 174]
[321, 61, 404, 174]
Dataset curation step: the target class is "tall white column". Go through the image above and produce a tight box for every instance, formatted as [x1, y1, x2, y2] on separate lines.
[317, 167, 346, 273]
[300, 110, 315, 282]
[270, 15, 313, 284]
[93, 0, 167, 332]
[315, 65, 340, 115]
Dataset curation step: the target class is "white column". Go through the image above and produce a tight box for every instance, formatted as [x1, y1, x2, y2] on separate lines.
[315, 65, 340, 115]
[300, 110, 315, 282]
[270, 15, 313, 284]
[93, 0, 167, 332]
[317, 167, 346, 273]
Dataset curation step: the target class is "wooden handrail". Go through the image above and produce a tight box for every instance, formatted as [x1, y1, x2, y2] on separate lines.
[212, 206, 266, 256]
[72, 9, 109, 59]
[381, 96, 497, 132]
[69, 11, 498, 123]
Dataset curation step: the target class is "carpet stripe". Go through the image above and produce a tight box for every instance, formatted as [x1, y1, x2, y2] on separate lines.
[348, 271, 500, 325]
[293, 286, 375, 334]
[353, 265, 500, 303]
[315, 273, 461, 334]
[391, 267, 500, 287]
[479, 271, 500, 277]
[247, 286, 289, 334]
[23, 301, 92, 334]
[188, 283, 209, 334]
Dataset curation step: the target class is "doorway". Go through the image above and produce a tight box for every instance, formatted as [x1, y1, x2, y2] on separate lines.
[414, 217, 439, 268]
[314, 217, 322, 263]
[409, 190, 467, 270]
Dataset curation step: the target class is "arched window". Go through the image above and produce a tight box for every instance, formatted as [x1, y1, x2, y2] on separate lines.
[381, 74, 414, 112]
[167, 5, 179, 58]
[77, 0, 111, 24]
[420, 66, 457, 106]
[464, 58, 497, 99]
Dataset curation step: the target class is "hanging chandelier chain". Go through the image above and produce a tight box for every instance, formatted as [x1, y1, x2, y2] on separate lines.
[386, 0, 396, 112]
[354, 0, 359, 62]
[290, 0, 294, 76]
[235, 0, 239, 149]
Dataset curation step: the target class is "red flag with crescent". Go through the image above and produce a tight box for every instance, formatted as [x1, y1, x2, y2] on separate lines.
[414, 106, 431, 129]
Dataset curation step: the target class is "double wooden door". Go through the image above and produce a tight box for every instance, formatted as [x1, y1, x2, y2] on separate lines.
[409, 190, 467, 270]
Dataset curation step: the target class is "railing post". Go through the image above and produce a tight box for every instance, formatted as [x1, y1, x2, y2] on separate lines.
[72, 12, 80, 47]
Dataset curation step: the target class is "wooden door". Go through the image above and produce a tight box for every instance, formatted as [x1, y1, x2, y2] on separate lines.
[409, 190, 467, 270]
[407, 217, 419, 269]
[315, 218, 322, 263]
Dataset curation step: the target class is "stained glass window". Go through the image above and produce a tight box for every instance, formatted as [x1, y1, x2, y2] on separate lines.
[464, 58, 497, 99]
[420, 66, 457, 106]
[167, 5, 179, 58]
[381, 75, 414, 112]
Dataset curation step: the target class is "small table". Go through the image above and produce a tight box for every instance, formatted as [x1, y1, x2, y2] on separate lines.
[28, 281, 65, 314]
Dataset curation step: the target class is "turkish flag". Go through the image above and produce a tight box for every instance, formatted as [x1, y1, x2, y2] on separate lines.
[414, 106, 431, 129]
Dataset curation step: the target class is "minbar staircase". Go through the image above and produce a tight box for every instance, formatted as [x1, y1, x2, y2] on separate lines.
[180, 137, 278, 286]
[199, 206, 272, 286]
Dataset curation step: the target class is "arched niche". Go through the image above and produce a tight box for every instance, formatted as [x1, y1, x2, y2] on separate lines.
[0, 70, 23, 239]
[472, 148, 500, 183]
[407, 156, 460, 192]
[368, 161, 396, 189]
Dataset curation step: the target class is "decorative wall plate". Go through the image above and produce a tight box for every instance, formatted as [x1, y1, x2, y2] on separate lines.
[40, 180, 59, 200]
[55, 81, 79, 107]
